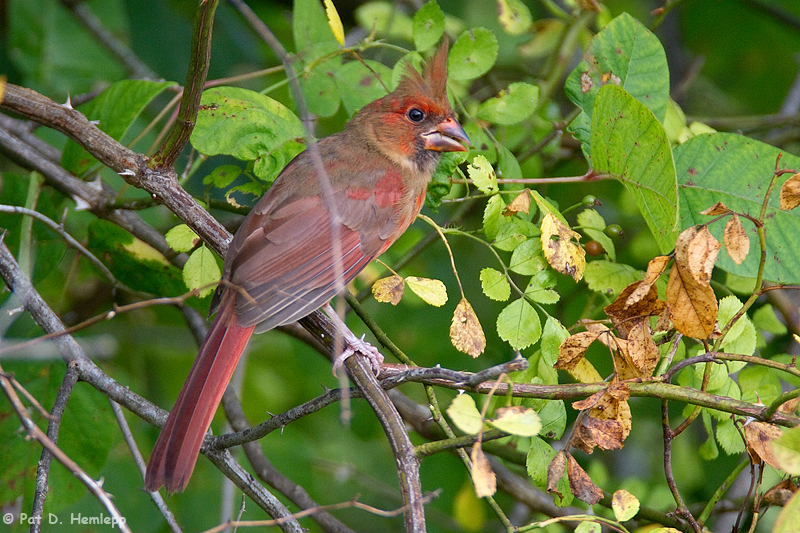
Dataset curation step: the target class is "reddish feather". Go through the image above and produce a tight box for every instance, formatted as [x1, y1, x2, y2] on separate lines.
[145, 40, 468, 493]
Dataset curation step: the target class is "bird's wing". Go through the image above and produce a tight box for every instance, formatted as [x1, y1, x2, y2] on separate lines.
[222, 166, 422, 330]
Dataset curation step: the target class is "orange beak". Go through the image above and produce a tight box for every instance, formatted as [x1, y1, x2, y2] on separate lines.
[423, 116, 470, 152]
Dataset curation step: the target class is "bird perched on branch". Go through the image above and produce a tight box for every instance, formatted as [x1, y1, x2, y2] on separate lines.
[145, 40, 469, 493]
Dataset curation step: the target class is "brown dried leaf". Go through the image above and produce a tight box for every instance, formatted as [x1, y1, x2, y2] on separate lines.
[744, 421, 784, 469]
[541, 212, 586, 281]
[547, 450, 567, 498]
[567, 453, 603, 505]
[654, 306, 673, 332]
[666, 262, 718, 339]
[626, 255, 671, 307]
[625, 319, 659, 377]
[372, 275, 405, 305]
[780, 173, 800, 211]
[556, 331, 601, 370]
[700, 201, 731, 216]
[675, 226, 720, 285]
[780, 396, 800, 414]
[450, 298, 486, 357]
[584, 416, 624, 450]
[764, 479, 798, 507]
[470, 443, 497, 498]
[724, 213, 750, 265]
[605, 281, 666, 338]
[503, 188, 531, 216]
[573, 422, 597, 454]
[590, 395, 631, 443]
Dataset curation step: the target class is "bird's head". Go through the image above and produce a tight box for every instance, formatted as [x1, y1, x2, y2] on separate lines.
[352, 40, 470, 174]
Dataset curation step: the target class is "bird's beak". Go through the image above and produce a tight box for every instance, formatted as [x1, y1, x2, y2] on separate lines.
[423, 117, 470, 152]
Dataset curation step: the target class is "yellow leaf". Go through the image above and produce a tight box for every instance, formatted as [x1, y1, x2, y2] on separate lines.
[625, 255, 670, 307]
[0, 75, 6, 105]
[540, 212, 585, 281]
[372, 275, 405, 305]
[489, 406, 541, 437]
[324, 0, 345, 46]
[450, 298, 486, 357]
[470, 443, 497, 498]
[569, 357, 603, 383]
[612, 489, 640, 522]
[405, 276, 448, 306]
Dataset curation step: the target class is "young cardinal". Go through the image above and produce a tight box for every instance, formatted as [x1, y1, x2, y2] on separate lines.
[144, 41, 469, 492]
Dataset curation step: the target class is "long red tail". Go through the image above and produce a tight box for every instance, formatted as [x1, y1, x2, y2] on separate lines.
[145, 295, 254, 492]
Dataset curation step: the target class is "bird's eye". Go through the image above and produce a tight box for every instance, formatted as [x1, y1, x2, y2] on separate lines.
[407, 108, 425, 123]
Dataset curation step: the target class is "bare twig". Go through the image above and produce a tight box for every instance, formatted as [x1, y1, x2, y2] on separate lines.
[109, 400, 182, 533]
[0, 363, 132, 533]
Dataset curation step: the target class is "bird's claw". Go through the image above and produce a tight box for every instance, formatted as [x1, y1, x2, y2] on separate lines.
[332, 334, 384, 376]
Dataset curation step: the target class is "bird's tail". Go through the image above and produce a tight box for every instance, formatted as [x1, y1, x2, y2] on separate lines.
[145, 293, 254, 492]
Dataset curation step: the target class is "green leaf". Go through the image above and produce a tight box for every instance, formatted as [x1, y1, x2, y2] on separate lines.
[333, 59, 393, 115]
[61, 80, 174, 175]
[676, 133, 800, 283]
[165, 224, 200, 253]
[583, 260, 642, 296]
[497, 0, 532, 36]
[717, 295, 756, 363]
[203, 164, 243, 189]
[577, 209, 616, 261]
[448, 28, 498, 81]
[497, 298, 541, 350]
[465, 121, 497, 164]
[87, 220, 186, 297]
[354, 2, 413, 41]
[412, 1, 445, 52]
[299, 57, 342, 118]
[483, 194, 507, 241]
[738, 365, 781, 406]
[541, 317, 569, 368]
[716, 418, 745, 455]
[536, 399, 567, 439]
[477, 82, 539, 125]
[480, 267, 511, 301]
[526, 436, 557, 488]
[753, 304, 788, 335]
[191, 87, 305, 182]
[576, 522, 601, 533]
[9, 0, 127, 96]
[488, 406, 541, 437]
[294, 0, 340, 59]
[183, 245, 221, 298]
[493, 219, 534, 251]
[591, 84, 679, 254]
[525, 270, 559, 304]
[447, 394, 484, 434]
[565, 12, 669, 154]
[699, 410, 719, 460]
[497, 143, 523, 181]
[509, 238, 546, 275]
[468, 154, 498, 194]
[427, 150, 466, 209]
[772, 426, 800, 475]
[405, 276, 448, 306]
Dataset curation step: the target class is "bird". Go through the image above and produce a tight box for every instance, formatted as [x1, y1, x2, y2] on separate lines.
[144, 40, 469, 493]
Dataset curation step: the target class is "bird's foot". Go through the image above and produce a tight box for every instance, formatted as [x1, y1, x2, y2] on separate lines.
[332, 334, 384, 375]
[323, 304, 384, 375]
